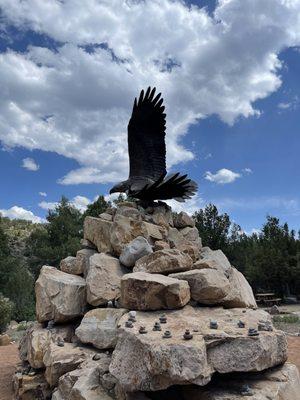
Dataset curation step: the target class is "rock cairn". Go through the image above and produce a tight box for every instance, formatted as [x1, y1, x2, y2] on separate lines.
[14, 201, 300, 399]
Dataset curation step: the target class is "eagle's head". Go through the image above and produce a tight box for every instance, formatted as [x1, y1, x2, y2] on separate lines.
[109, 180, 130, 195]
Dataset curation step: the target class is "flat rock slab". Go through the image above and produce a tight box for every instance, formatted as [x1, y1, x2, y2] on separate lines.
[121, 272, 190, 310]
[134, 249, 193, 274]
[76, 308, 127, 349]
[35, 266, 86, 323]
[109, 306, 287, 392]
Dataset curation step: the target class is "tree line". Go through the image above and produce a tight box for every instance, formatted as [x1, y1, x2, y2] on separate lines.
[0, 196, 299, 328]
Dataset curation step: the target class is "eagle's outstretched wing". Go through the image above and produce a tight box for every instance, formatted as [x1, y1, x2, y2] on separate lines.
[128, 87, 166, 181]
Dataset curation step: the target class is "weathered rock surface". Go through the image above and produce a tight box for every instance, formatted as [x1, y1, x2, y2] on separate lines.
[173, 212, 195, 228]
[110, 215, 164, 256]
[176, 363, 300, 400]
[76, 248, 97, 276]
[221, 267, 257, 308]
[121, 272, 190, 310]
[35, 266, 86, 323]
[52, 356, 114, 400]
[80, 238, 97, 250]
[76, 308, 127, 349]
[170, 269, 230, 304]
[119, 236, 153, 268]
[43, 342, 96, 387]
[24, 323, 75, 369]
[86, 253, 127, 306]
[60, 256, 79, 275]
[180, 226, 201, 244]
[194, 247, 231, 272]
[116, 205, 143, 220]
[170, 266, 257, 309]
[0, 333, 10, 346]
[146, 205, 173, 227]
[138, 363, 300, 400]
[134, 249, 193, 274]
[109, 306, 287, 392]
[13, 371, 51, 400]
[84, 216, 113, 253]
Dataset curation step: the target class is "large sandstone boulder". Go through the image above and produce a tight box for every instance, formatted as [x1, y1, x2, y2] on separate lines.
[43, 342, 97, 387]
[194, 247, 231, 272]
[173, 212, 195, 228]
[170, 266, 257, 309]
[121, 272, 190, 310]
[134, 249, 193, 274]
[76, 248, 97, 276]
[119, 236, 153, 268]
[86, 253, 127, 306]
[180, 226, 202, 245]
[146, 205, 173, 227]
[35, 266, 86, 323]
[76, 308, 127, 349]
[221, 267, 257, 308]
[84, 216, 113, 253]
[109, 306, 287, 392]
[24, 323, 75, 369]
[170, 269, 230, 304]
[60, 256, 79, 275]
[110, 215, 164, 256]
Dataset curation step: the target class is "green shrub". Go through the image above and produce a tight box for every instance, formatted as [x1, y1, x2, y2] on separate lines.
[0, 294, 14, 333]
[16, 321, 28, 331]
[273, 315, 300, 324]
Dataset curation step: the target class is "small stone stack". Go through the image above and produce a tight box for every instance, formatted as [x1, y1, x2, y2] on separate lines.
[14, 201, 300, 400]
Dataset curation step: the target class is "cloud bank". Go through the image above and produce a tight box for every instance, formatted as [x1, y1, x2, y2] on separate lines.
[0, 0, 300, 184]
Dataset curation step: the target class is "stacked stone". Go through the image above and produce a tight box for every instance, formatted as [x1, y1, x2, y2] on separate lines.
[14, 201, 300, 400]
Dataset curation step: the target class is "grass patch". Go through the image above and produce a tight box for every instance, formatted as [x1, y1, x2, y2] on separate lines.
[273, 315, 300, 324]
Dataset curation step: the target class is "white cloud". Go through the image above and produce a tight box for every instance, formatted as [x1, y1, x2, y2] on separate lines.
[21, 157, 39, 171]
[38, 201, 58, 211]
[0, 0, 300, 184]
[278, 102, 291, 109]
[39, 192, 47, 197]
[39, 195, 92, 212]
[0, 205, 44, 223]
[205, 168, 241, 184]
[277, 95, 299, 111]
[166, 193, 204, 215]
[71, 195, 91, 212]
[243, 167, 253, 174]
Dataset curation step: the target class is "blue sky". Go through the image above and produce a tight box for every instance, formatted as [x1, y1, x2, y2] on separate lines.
[0, 0, 299, 233]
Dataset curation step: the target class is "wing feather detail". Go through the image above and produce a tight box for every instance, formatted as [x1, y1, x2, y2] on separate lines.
[128, 87, 167, 181]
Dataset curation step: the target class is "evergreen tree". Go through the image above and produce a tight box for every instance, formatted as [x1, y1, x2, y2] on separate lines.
[83, 195, 110, 218]
[26, 196, 83, 277]
[193, 204, 231, 251]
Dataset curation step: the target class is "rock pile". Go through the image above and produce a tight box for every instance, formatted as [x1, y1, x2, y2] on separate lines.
[14, 201, 300, 399]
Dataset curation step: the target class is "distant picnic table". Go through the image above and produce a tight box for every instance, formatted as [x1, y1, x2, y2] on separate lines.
[255, 293, 282, 306]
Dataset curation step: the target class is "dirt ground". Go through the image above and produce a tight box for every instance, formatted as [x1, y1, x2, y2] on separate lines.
[0, 338, 300, 400]
[0, 343, 19, 400]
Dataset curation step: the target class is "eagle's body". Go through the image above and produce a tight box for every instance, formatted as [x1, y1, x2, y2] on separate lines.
[110, 87, 197, 202]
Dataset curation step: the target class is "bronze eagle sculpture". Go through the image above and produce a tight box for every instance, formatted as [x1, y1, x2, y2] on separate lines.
[109, 87, 197, 202]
